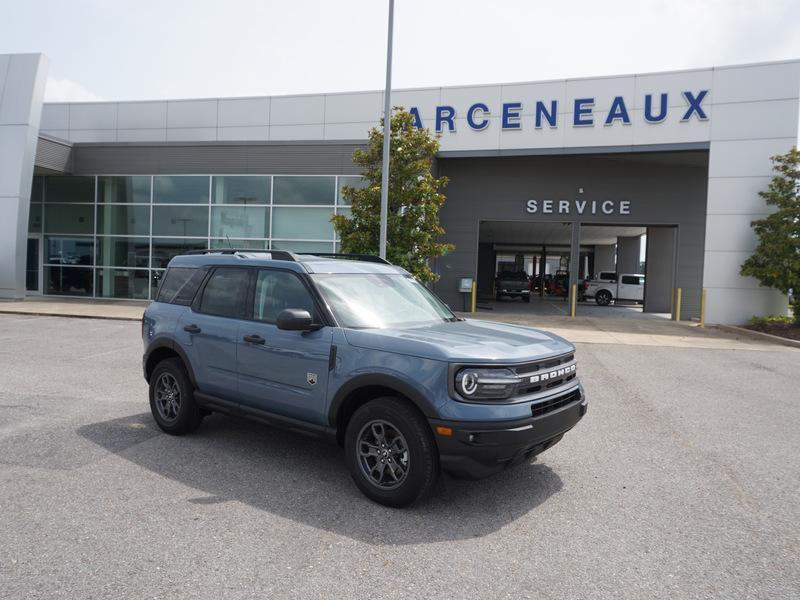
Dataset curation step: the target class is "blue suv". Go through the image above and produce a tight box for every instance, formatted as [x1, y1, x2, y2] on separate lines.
[142, 250, 587, 507]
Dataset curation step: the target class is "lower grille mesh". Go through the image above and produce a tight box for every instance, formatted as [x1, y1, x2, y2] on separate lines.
[531, 389, 582, 418]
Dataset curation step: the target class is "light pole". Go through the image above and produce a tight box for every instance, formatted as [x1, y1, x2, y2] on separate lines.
[378, 0, 394, 260]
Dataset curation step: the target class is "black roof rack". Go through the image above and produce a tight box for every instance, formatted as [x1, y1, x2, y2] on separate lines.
[181, 249, 390, 265]
[183, 249, 299, 261]
[303, 253, 390, 264]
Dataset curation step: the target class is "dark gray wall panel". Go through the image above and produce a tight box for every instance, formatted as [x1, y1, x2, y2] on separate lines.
[71, 142, 366, 175]
[644, 227, 677, 313]
[434, 151, 709, 319]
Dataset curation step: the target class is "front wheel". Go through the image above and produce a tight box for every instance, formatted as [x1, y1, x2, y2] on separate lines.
[595, 290, 612, 306]
[149, 358, 203, 435]
[345, 398, 439, 507]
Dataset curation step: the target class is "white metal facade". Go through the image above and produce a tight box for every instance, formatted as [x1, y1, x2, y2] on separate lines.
[3, 54, 800, 322]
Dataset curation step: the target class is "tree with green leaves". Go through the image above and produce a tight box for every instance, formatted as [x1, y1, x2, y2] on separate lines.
[740, 147, 800, 324]
[332, 108, 453, 284]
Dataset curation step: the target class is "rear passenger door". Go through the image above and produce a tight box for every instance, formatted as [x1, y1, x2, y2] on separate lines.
[176, 267, 251, 400]
[618, 275, 644, 301]
[236, 268, 332, 426]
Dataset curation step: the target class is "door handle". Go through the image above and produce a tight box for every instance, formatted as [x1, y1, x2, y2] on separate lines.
[183, 324, 201, 334]
[243, 334, 266, 345]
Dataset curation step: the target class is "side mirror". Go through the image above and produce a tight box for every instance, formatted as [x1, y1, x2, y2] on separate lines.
[276, 308, 317, 331]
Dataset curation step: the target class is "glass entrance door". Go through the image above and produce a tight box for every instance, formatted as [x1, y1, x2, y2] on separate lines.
[26, 236, 42, 294]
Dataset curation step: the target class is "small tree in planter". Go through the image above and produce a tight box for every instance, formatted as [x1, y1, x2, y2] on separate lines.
[332, 108, 453, 284]
[740, 147, 800, 325]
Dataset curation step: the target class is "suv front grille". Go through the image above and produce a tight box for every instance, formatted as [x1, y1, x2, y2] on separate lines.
[513, 353, 576, 397]
[531, 388, 582, 418]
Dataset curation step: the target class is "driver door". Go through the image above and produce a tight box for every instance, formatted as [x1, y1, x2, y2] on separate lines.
[236, 268, 332, 426]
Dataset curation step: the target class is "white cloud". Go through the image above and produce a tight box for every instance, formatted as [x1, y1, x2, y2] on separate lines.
[44, 78, 105, 102]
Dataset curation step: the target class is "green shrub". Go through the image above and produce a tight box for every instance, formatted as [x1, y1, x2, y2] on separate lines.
[749, 314, 794, 327]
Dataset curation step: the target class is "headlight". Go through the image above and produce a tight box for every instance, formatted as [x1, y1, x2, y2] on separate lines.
[454, 367, 519, 400]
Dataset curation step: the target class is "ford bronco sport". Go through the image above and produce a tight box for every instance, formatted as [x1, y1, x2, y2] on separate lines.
[142, 250, 587, 507]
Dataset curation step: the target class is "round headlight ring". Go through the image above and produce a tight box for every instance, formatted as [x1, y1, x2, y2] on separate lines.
[460, 371, 478, 396]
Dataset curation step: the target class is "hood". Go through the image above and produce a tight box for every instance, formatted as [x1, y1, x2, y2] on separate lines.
[343, 318, 574, 363]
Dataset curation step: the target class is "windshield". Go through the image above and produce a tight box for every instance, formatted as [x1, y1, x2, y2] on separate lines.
[312, 273, 456, 328]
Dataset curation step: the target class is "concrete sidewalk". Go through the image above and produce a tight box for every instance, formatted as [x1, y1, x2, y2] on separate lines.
[0, 297, 145, 321]
[459, 310, 797, 352]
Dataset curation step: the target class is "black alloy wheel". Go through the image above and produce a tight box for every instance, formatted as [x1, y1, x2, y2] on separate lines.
[345, 397, 439, 507]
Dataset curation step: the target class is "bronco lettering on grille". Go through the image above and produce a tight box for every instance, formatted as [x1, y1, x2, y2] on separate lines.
[529, 363, 576, 383]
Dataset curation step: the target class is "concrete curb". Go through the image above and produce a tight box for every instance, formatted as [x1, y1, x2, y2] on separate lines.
[715, 324, 800, 349]
[0, 309, 142, 322]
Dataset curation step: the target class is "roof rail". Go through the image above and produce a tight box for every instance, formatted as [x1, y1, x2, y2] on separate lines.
[181, 249, 391, 265]
[182, 249, 299, 261]
[304, 252, 391, 265]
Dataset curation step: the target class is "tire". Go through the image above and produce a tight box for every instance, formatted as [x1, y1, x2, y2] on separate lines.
[523, 295, 531, 303]
[595, 290, 612, 306]
[149, 357, 203, 435]
[345, 397, 439, 508]
[495, 292, 502, 301]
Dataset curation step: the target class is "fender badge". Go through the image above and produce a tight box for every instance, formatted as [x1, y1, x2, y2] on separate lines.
[307, 372, 318, 386]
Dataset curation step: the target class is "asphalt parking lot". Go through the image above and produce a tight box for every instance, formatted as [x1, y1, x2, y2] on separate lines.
[1, 313, 799, 598]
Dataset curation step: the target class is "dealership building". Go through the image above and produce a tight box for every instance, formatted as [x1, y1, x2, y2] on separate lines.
[1, 52, 799, 323]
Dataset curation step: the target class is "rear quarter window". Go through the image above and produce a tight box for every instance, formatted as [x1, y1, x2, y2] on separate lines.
[621, 275, 643, 285]
[156, 267, 207, 305]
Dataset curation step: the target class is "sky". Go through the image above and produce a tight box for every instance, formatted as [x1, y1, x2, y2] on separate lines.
[0, 0, 799, 102]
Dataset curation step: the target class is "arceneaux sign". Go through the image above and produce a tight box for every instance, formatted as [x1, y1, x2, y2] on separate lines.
[410, 91, 709, 133]
[526, 198, 632, 216]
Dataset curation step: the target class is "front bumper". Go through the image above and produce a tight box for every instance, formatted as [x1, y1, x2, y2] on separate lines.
[429, 387, 587, 479]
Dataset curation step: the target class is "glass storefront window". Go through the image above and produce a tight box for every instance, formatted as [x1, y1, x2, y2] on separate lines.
[29, 173, 363, 299]
[96, 237, 150, 268]
[271, 240, 334, 253]
[210, 238, 267, 250]
[45, 237, 94, 266]
[96, 268, 150, 299]
[151, 238, 207, 269]
[97, 205, 150, 236]
[211, 176, 270, 204]
[31, 176, 44, 202]
[151, 269, 165, 299]
[43, 204, 94, 235]
[337, 176, 367, 206]
[273, 176, 335, 205]
[210, 205, 269, 239]
[97, 176, 151, 204]
[272, 207, 334, 240]
[28, 204, 42, 233]
[45, 266, 93, 296]
[44, 176, 95, 203]
[153, 176, 209, 204]
[152, 206, 209, 237]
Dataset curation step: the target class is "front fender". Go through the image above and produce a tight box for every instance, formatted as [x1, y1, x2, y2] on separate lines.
[327, 371, 442, 425]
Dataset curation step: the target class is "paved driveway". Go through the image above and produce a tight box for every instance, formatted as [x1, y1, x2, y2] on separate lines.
[1, 314, 798, 598]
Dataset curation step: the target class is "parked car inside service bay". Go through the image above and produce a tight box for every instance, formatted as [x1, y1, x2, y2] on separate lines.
[142, 250, 587, 507]
[585, 273, 645, 306]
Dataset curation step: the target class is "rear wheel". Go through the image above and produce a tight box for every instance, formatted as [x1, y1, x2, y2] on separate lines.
[345, 397, 439, 507]
[595, 290, 612, 306]
[149, 358, 203, 435]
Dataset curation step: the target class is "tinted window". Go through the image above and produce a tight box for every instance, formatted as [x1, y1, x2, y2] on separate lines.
[153, 176, 209, 204]
[199, 268, 250, 318]
[156, 267, 208, 305]
[621, 275, 643, 285]
[599, 272, 617, 282]
[253, 270, 316, 323]
[273, 176, 335, 205]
